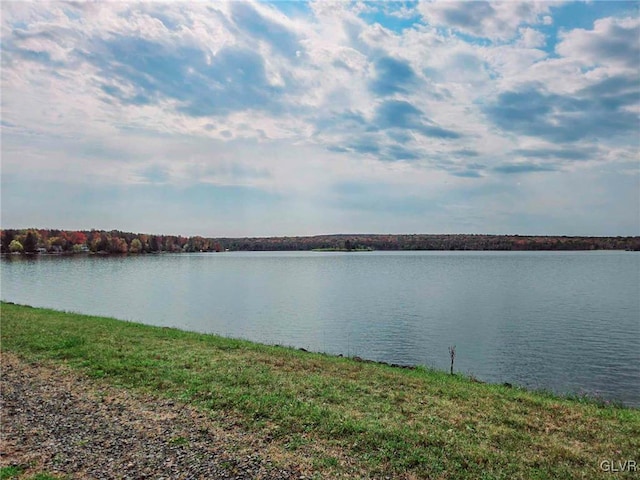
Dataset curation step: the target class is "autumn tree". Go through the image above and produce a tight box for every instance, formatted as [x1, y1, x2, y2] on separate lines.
[129, 238, 142, 253]
[89, 233, 111, 252]
[9, 240, 23, 253]
[70, 231, 87, 246]
[139, 234, 149, 252]
[110, 236, 128, 254]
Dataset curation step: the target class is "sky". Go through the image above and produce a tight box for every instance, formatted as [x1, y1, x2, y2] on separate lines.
[1, 0, 639, 237]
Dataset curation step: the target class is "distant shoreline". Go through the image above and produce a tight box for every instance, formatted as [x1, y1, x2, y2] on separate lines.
[2, 228, 639, 255]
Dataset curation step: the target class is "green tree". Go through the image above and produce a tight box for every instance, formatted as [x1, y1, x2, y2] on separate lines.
[23, 232, 37, 253]
[149, 236, 160, 252]
[2, 230, 15, 253]
[9, 240, 23, 253]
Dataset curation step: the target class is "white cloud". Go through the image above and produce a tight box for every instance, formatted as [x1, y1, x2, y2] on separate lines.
[556, 16, 640, 69]
[1, 1, 638, 235]
[418, 0, 552, 41]
[517, 27, 546, 48]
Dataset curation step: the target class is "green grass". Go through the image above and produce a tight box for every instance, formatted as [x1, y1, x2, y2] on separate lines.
[0, 467, 62, 480]
[1, 302, 638, 479]
[0, 467, 23, 480]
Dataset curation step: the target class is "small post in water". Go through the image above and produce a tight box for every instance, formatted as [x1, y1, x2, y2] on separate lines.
[448, 345, 456, 375]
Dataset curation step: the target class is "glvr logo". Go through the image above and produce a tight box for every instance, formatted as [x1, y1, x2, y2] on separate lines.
[600, 460, 637, 472]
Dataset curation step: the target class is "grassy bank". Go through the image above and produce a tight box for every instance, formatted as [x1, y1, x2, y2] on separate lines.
[1, 302, 638, 479]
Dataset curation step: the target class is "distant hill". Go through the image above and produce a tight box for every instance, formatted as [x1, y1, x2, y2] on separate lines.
[2, 229, 639, 254]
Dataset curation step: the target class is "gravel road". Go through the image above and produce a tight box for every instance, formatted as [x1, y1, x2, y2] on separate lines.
[0, 353, 306, 479]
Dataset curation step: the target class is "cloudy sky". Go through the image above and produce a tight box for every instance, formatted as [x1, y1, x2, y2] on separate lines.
[1, 1, 638, 236]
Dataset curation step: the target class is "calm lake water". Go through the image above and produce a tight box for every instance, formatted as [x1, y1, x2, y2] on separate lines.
[2, 251, 639, 406]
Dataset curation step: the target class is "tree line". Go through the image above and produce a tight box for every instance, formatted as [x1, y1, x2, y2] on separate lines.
[1, 229, 639, 254]
[0, 229, 223, 254]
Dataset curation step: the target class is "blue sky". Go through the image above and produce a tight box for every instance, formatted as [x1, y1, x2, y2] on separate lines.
[1, 0, 638, 236]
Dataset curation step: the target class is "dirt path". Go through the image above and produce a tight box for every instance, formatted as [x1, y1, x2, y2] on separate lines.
[0, 353, 305, 479]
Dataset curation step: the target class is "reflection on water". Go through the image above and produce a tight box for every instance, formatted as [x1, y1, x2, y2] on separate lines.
[2, 250, 639, 406]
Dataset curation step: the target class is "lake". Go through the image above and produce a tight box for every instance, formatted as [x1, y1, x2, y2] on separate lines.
[1, 250, 638, 406]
